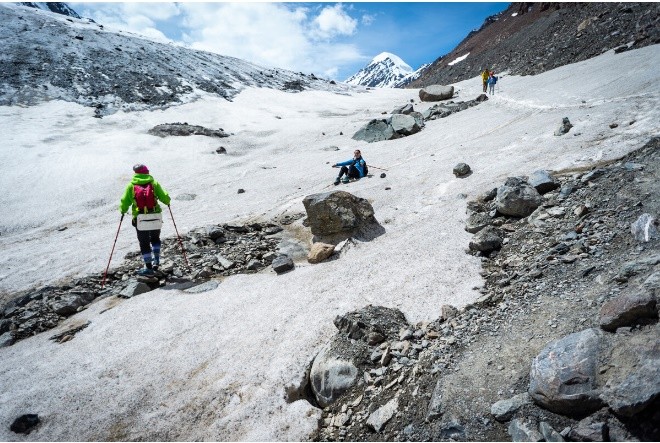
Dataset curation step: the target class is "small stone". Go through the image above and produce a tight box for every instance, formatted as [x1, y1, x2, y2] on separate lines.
[215, 146, 227, 154]
[10, 414, 39, 434]
[380, 173, 386, 178]
[272, 255, 294, 274]
[237, 188, 245, 194]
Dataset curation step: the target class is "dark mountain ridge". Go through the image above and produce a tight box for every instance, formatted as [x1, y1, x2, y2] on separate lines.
[411, 2, 659, 87]
[0, 3, 343, 116]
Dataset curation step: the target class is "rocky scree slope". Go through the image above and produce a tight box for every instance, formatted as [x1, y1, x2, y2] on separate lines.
[312, 138, 659, 442]
[411, 2, 660, 87]
[0, 4, 344, 116]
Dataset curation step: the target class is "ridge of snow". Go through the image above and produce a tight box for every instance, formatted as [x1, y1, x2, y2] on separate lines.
[448, 53, 470, 66]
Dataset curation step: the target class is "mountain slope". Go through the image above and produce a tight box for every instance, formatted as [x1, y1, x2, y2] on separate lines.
[19, 2, 81, 19]
[0, 3, 344, 116]
[411, 2, 660, 87]
[346, 52, 427, 88]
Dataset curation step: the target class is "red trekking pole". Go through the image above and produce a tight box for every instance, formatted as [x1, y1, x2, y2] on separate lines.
[168, 205, 191, 270]
[101, 214, 124, 289]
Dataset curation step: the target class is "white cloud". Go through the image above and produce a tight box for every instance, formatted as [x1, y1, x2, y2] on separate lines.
[72, 2, 365, 79]
[72, 2, 175, 43]
[311, 4, 358, 39]
[361, 14, 376, 26]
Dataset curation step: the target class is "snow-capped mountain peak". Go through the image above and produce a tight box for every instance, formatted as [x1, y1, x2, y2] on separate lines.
[18, 2, 81, 19]
[345, 52, 427, 88]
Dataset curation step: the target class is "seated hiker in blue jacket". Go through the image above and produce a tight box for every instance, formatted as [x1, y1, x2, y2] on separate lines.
[333, 149, 367, 185]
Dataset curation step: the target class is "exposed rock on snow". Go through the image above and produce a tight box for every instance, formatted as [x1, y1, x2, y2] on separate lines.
[419, 85, 454, 102]
[495, 177, 543, 217]
[148, 123, 229, 138]
[302, 191, 382, 243]
[554, 117, 574, 136]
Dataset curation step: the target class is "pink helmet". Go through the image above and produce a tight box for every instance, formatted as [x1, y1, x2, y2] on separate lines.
[133, 164, 149, 174]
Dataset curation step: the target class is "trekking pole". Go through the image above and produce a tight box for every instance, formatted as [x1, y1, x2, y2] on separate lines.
[101, 214, 124, 289]
[368, 165, 388, 171]
[168, 205, 191, 270]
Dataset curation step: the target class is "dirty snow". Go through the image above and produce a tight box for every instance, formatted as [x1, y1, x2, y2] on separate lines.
[0, 45, 659, 440]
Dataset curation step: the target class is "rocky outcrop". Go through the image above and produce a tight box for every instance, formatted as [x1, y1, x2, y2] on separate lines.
[529, 328, 604, 415]
[148, 123, 229, 138]
[302, 191, 383, 243]
[410, 3, 659, 87]
[316, 139, 660, 442]
[495, 177, 543, 217]
[0, 220, 286, 343]
[418, 85, 454, 102]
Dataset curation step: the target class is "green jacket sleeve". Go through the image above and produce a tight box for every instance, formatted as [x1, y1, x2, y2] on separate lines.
[154, 181, 171, 206]
[119, 183, 134, 214]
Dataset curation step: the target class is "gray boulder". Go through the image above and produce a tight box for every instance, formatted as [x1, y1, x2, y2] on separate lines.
[389, 114, 421, 136]
[469, 226, 502, 253]
[272, 255, 294, 274]
[419, 85, 454, 102]
[601, 358, 660, 417]
[352, 119, 395, 143]
[631, 213, 658, 242]
[508, 418, 544, 442]
[453, 163, 472, 177]
[50, 292, 95, 315]
[392, 103, 414, 115]
[366, 397, 398, 432]
[0, 332, 14, 348]
[554, 117, 573, 136]
[599, 292, 657, 331]
[465, 212, 491, 234]
[539, 421, 565, 442]
[119, 281, 152, 298]
[302, 191, 383, 242]
[496, 177, 543, 217]
[310, 343, 359, 408]
[568, 417, 607, 442]
[529, 328, 604, 415]
[528, 170, 560, 194]
[491, 392, 531, 422]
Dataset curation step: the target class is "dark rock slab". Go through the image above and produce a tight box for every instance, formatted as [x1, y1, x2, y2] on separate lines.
[529, 328, 604, 415]
[272, 255, 294, 274]
[599, 292, 657, 331]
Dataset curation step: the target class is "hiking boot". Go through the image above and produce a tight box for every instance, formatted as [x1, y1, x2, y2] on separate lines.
[334, 177, 341, 186]
[341, 176, 350, 184]
[137, 268, 155, 277]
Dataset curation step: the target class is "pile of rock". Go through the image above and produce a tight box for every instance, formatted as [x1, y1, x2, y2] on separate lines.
[148, 122, 229, 138]
[352, 95, 488, 143]
[313, 137, 659, 441]
[0, 221, 285, 346]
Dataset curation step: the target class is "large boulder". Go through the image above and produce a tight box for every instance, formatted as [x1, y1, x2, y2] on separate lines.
[419, 85, 454, 102]
[495, 177, 543, 217]
[469, 226, 502, 253]
[599, 292, 657, 331]
[529, 328, 604, 415]
[528, 170, 560, 194]
[302, 191, 383, 242]
[310, 344, 359, 408]
[352, 119, 395, 143]
[389, 114, 421, 136]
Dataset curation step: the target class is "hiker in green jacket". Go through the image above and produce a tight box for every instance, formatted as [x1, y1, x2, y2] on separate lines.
[119, 164, 171, 276]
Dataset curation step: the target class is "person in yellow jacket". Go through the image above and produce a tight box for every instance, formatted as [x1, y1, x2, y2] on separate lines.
[119, 164, 171, 276]
[481, 69, 490, 93]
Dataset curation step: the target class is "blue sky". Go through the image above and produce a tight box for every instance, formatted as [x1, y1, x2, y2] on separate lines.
[70, 2, 509, 80]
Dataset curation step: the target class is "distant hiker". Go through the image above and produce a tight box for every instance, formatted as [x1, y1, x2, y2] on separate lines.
[119, 164, 171, 277]
[488, 71, 498, 95]
[481, 69, 490, 93]
[333, 149, 367, 185]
